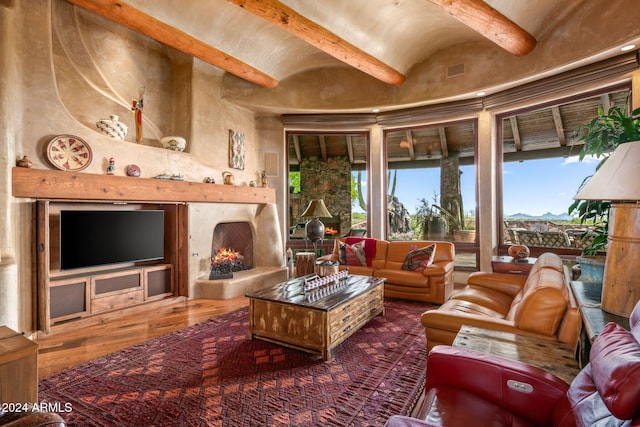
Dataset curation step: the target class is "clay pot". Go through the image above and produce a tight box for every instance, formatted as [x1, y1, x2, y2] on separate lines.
[508, 245, 530, 259]
[223, 172, 234, 185]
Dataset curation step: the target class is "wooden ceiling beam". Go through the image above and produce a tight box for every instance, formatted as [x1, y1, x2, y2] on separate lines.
[551, 107, 566, 146]
[66, 0, 279, 88]
[428, 0, 536, 56]
[346, 135, 355, 164]
[403, 131, 415, 160]
[227, 0, 406, 86]
[319, 135, 328, 161]
[438, 127, 449, 157]
[292, 135, 302, 164]
[509, 117, 522, 151]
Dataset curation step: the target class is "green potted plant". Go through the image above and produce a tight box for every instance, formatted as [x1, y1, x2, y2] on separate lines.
[414, 196, 447, 240]
[569, 100, 640, 284]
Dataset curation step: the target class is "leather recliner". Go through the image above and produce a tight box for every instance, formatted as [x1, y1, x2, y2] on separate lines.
[385, 299, 640, 427]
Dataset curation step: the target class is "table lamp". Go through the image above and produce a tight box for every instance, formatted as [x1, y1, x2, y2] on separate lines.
[301, 199, 332, 244]
[574, 140, 640, 317]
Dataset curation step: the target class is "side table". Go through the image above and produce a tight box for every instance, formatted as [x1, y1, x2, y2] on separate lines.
[453, 325, 579, 384]
[295, 252, 316, 277]
[570, 281, 629, 367]
[0, 327, 39, 404]
[491, 256, 536, 276]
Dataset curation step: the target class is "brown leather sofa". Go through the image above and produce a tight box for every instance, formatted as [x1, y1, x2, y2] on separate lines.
[385, 299, 640, 427]
[319, 238, 455, 304]
[421, 252, 580, 351]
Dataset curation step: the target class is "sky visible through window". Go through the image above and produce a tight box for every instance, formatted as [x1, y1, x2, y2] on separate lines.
[354, 155, 599, 218]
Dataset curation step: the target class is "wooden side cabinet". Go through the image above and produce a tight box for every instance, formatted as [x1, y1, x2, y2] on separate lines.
[491, 256, 536, 276]
[0, 327, 38, 404]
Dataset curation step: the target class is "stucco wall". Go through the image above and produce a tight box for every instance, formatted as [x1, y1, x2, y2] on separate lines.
[0, 0, 283, 333]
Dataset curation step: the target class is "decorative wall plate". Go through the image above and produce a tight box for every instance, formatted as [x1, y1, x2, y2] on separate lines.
[45, 135, 93, 171]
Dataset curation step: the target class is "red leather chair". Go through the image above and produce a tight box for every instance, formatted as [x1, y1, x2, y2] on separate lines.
[386, 300, 640, 427]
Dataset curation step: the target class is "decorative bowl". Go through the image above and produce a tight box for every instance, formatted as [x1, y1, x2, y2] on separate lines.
[160, 136, 187, 152]
[508, 245, 530, 260]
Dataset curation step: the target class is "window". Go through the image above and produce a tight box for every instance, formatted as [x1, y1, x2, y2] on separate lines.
[287, 131, 369, 248]
[499, 86, 631, 253]
[384, 119, 478, 268]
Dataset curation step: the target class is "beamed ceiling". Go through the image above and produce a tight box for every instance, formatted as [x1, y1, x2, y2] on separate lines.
[288, 88, 631, 169]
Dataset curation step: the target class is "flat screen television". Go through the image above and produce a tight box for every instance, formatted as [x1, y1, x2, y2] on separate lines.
[59, 210, 165, 270]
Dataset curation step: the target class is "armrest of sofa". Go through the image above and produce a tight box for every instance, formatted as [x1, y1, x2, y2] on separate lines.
[466, 271, 527, 297]
[426, 346, 568, 426]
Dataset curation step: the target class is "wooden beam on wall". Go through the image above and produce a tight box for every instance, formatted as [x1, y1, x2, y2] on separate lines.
[227, 0, 406, 86]
[66, 0, 279, 88]
[428, 0, 536, 56]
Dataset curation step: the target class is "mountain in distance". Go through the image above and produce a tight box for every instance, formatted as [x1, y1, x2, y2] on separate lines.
[505, 211, 573, 221]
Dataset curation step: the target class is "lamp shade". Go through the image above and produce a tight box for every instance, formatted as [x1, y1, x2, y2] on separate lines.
[574, 141, 640, 201]
[301, 199, 332, 218]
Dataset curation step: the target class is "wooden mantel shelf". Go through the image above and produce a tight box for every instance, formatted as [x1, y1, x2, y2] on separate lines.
[12, 167, 275, 204]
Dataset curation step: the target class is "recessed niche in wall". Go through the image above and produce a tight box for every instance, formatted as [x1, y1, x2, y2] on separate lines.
[51, 0, 192, 149]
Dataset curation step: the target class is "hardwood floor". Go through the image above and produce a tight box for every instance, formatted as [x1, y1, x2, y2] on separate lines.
[36, 297, 248, 378]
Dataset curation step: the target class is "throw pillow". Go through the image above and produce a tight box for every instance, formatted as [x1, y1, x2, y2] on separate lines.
[401, 244, 436, 273]
[345, 241, 367, 266]
[589, 322, 640, 420]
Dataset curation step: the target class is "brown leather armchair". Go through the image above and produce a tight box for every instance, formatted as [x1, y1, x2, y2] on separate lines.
[421, 253, 581, 351]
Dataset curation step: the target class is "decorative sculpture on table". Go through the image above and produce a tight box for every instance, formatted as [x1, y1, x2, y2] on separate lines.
[131, 86, 144, 143]
[301, 199, 332, 250]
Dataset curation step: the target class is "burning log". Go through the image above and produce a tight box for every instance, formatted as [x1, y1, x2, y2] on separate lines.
[209, 247, 245, 279]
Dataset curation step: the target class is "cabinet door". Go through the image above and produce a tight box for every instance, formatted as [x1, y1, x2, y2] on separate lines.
[48, 277, 90, 325]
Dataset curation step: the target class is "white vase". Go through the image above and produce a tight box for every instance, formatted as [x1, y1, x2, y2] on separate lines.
[96, 114, 128, 140]
[160, 136, 187, 152]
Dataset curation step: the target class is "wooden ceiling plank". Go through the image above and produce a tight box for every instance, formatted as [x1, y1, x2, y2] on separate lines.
[551, 106, 566, 146]
[67, 0, 278, 88]
[509, 117, 522, 151]
[428, 0, 536, 56]
[227, 0, 405, 86]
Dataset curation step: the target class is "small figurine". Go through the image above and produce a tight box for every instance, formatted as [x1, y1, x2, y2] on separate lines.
[203, 177, 215, 184]
[106, 157, 115, 175]
[261, 170, 267, 188]
[16, 155, 33, 168]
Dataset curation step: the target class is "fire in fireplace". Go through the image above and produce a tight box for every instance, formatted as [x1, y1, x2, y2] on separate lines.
[210, 222, 254, 279]
[209, 247, 247, 279]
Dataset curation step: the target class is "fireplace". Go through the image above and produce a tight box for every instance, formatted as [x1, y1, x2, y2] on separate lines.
[210, 222, 253, 279]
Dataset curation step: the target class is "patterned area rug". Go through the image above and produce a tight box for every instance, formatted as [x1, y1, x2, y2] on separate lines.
[39, 299, 432, 426]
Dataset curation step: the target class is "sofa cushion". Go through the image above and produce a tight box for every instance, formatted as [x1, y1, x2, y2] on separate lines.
[402, 244, 436, 272]
[589, 322, 640, 420]
[339, 240, 367, 266]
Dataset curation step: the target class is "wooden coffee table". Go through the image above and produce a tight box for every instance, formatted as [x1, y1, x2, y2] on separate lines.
[453, 325, 580, 384]
[246, 274, 385, 360]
